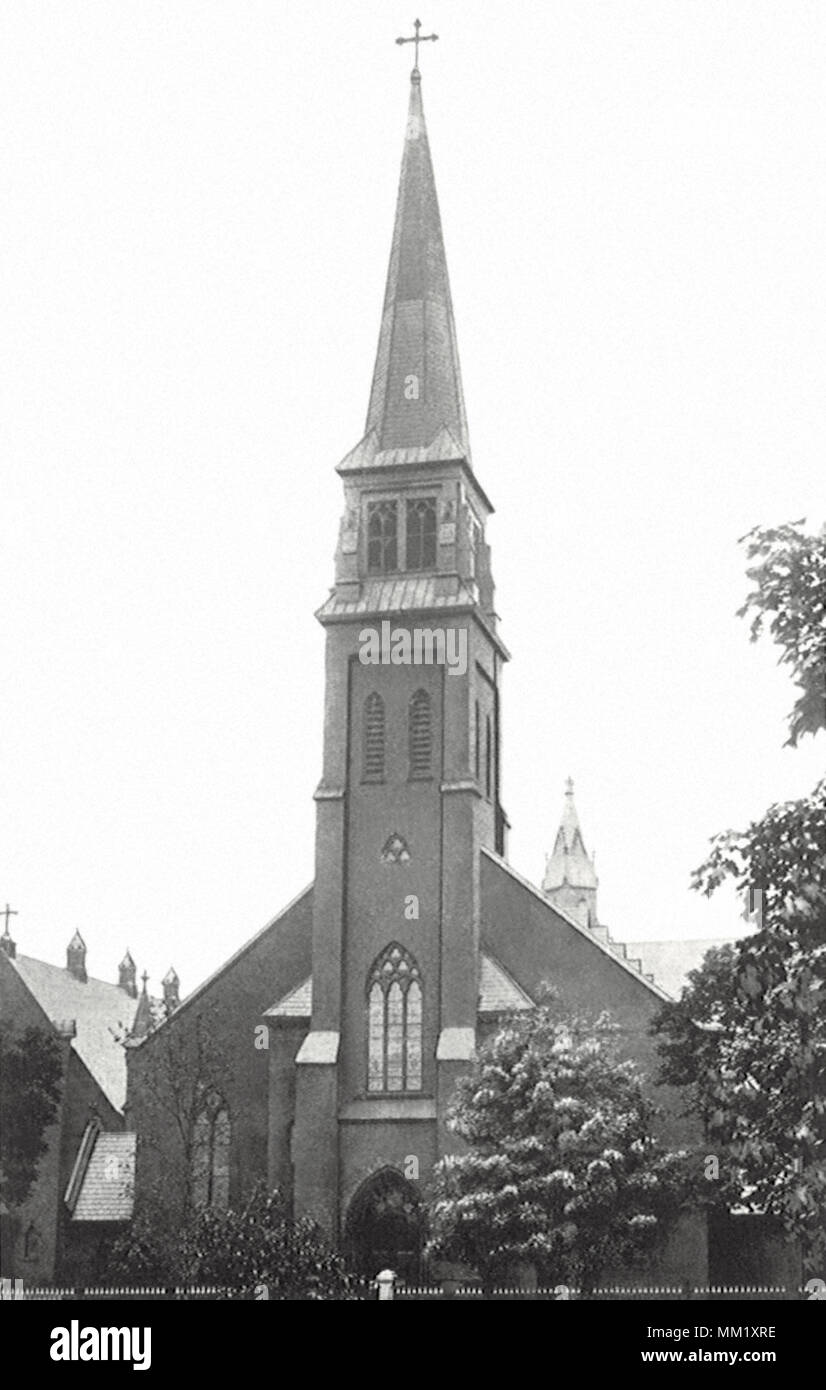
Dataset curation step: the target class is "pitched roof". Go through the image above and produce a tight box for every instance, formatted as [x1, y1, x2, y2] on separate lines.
[542, 779, 598, 892]
[265, 975, 312, 1018]
[338, 425, 467, 474]
[316, 575, 478, 621]
[481, 847, 672, 1004]
[130, 883, 314, 1042]
[10, 954, 144, 1112]
[65, 1125, 135, 1222]
[478, 954, 534, 1014]
[356, 71, 470, 463]
[622, 939, 733, 999]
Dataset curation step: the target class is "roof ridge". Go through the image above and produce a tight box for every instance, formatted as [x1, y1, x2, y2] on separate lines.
[480, 846, 672, 1003]
[129, 882, 314, 1042]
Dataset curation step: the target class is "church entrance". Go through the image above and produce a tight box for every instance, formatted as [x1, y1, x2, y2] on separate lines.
[344, 1169, 424, 1283]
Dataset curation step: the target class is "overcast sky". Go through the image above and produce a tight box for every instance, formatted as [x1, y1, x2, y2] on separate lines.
[2, 2, 824, 1000]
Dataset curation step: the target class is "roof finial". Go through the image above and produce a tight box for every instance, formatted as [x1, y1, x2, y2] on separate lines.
[565, 776, 574, 796]
[1, 903, 17, 959]
[396, 18, 438, 78]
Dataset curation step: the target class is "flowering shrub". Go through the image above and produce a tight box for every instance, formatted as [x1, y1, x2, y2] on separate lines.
[426, 1007, 690, 1291]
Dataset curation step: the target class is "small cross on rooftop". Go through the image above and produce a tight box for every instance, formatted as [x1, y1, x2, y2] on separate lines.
[395, 18, 438, 75]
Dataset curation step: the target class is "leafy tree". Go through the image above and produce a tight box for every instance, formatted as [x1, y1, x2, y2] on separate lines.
[109, 1182, 351, 1299]
[0, 1022, 63, 1209]
[124, 1005, 233, 1222]
[737, 520, 825, 746]
[426, 1008, 689, 1293]
[653, 520, 826, 1264]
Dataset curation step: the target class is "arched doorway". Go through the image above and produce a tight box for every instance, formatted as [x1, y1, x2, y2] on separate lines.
[344, 1168, 423, 1282]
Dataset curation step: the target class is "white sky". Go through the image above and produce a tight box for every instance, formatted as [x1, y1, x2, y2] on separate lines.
[2, 2, 824, 999]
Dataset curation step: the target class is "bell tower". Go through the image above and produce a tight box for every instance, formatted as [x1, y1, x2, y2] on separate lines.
[291, 60, 508, 1240]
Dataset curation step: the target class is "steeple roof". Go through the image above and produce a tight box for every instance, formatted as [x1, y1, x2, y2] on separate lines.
[350, 71, 469, 464]
[543, 779, 599, 892]
[130, 970, 155, 1041]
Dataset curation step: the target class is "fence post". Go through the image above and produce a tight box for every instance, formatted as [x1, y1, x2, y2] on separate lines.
[375, 1268, 397, 1301]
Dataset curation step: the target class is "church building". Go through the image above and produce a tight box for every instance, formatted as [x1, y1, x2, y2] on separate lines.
[126, 58, 710, 1285]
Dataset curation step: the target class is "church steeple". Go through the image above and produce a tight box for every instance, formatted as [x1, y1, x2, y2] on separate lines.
[364, 70, 469, 458]
[293, 51, 508, 1239]
[324, 66, 503, 630]
[542, 779, 600, 928]
[338, 67, 476, 479]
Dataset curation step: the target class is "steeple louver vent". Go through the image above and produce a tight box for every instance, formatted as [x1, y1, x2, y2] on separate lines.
[408, 689, 432, 779]
[363, 692, 386, 782]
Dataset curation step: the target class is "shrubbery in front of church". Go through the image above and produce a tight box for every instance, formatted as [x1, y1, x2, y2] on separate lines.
[109, 1182, 352, 1299]
[425, 1006, 691, 1292]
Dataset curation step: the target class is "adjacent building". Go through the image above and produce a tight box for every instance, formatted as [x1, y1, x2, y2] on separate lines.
[0, 924, 169, 1284]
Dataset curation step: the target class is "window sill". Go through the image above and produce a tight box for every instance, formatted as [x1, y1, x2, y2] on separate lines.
[340, 1098, 436, 1122]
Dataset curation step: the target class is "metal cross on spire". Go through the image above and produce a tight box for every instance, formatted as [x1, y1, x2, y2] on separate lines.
[395, 18, 438, 74]
[1, 903, 17, 933]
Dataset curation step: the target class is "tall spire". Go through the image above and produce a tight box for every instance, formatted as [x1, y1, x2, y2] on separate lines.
[130, 970, 154, 1041]
[542, 779, 600, 928]
[363, 70, 469, 459]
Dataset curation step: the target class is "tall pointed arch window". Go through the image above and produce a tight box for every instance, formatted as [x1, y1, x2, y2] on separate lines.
[367, 944, 423, 1093]
[367, 500, 398, 573]
[363, 692, 385, 782]
[406, 498, 437, 570]
[192, 1091, 230, 1209]
[408, 688, 432, 779]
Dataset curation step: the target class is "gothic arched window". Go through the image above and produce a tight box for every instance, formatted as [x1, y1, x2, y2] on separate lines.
[367, 500, 398, 573]
[408, 689, 432, 779]
[192, 1091, 230, 1209]
[367, 944, 423, 1093]
[363, 692, 385, 782]
[406, 497, 437, 570]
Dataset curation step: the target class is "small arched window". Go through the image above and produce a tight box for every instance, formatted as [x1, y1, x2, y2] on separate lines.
[367, 944, 423, 1093]
[408, 689, 432, 779]
[363, 692, 385, 782]
[192, 1091, 230, 1209]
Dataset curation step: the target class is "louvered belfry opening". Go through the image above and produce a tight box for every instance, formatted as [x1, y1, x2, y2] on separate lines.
[363, 692, 386, 781]
[408, 688, 432, 778]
